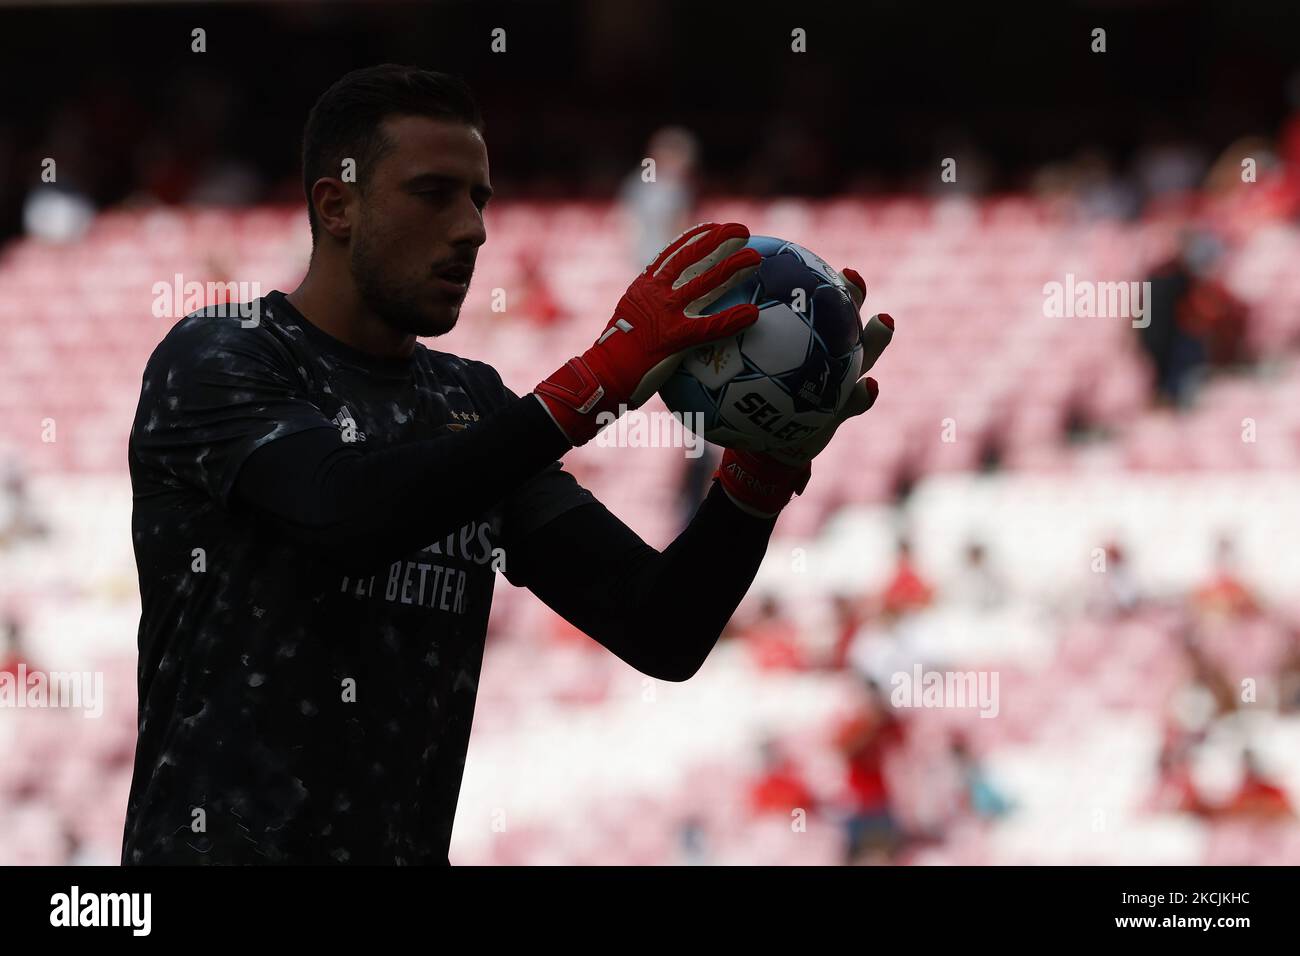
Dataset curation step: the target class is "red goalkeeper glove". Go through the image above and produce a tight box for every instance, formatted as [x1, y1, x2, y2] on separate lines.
[534, 222, 762, 446]
[715, 267, 895, 518]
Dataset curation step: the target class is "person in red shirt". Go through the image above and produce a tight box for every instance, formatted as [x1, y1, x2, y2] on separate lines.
[743, 595, 804, 671]
[881, 536, 934, 617]
[1219, 748, 1294, 820]
[0, 614, 27, 677]
[1192, 534, 1259, 620]
[748, 738, 817, 817]
[826, 592, 864, 671]
[834, 679, 906, 862]
[511, 247, 566, 327]
[1148, 734, 1207, 815]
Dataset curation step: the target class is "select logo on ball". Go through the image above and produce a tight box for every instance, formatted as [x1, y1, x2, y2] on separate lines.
[731, 391, 820, 445]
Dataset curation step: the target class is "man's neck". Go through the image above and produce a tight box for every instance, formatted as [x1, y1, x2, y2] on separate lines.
[285, 270, 417, 360]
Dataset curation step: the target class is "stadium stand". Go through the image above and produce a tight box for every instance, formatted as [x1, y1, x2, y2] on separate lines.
[2, 193, 1299, 864]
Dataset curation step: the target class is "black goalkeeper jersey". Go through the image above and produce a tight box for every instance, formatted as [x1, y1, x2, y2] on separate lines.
[122, 291, 593, 864]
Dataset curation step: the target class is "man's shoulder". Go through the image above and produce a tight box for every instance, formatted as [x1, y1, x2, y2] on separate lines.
[145, 298, 291, 375]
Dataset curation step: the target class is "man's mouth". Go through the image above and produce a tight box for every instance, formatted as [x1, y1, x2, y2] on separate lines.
[434, 263, 473, 286]
[431, 263, 472, 299]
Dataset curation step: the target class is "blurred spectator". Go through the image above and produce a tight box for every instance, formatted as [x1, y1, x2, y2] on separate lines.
[22, 186, 95, 243]
[1173, 628, 1239, 720]
[1278, 635, 1300, 714]
[0, 463, 48, 546]
[1192, 534, 1260, 621]
[948, 539, 1007, 612]
[949, 735, 1013, 821]
[22, 108, 97, 242]
[1139, 228, 1250, 407]
[0, 614, 28, 677]
[509, 247, 567, 327]
[1086, 540, 1141, 618]
[1184, 271, 1251, 373]
[186, 155, 264, 206]
[1147, 735, 1206, 815]
[1217, 748, 1295, 821]
[619, 126, 698, 268]
[1134, 131, 1208, 201]
[748, 737, 817, 817]
[826, 593, 865, 671]
[742, 595, 804, 671]
[676, 815, 709, 865]
[1203, 135, 1300, 242]
[834, 679, 907, 863]
[1070, 148, 1141, 221]
[881, 536, 935, 617]
[1140, 236, 1205, 406]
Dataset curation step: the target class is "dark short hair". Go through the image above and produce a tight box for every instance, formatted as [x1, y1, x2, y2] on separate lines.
[301, 64, 484, 241]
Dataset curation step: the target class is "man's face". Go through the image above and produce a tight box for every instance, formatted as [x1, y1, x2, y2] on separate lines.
[351, 115, 491, 337]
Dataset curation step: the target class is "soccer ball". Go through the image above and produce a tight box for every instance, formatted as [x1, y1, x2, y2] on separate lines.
[658, 235, 864, 452]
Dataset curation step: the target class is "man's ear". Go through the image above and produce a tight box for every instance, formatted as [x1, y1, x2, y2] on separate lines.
[311, 178, 354, 241]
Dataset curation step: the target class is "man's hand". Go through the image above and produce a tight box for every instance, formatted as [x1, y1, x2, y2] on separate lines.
[715, 267, 894, 518]
[534, 222, 761, 446]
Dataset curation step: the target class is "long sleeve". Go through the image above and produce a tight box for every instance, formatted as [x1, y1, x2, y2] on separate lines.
[503, 480, 777, 681]
[231, 394, 572, 574]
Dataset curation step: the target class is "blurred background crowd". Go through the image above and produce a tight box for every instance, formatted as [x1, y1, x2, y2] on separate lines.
[2, 0, 1300, 864]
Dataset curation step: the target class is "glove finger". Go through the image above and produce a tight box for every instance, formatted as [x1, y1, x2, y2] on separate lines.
[840, 267, 867, 310]
[648, 222, 717, 274]
[658, 222, 750, 284]
[680, 247, 762, 315]
[840, 375, 880, 420]
[861, 313, 894, 372]
[770, 376, 880, 467]
[669, 302, 759, 351]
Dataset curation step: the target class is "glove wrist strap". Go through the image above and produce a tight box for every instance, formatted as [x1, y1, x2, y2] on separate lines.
[534, 355, 616, 446]
[714, 449, 811, 519]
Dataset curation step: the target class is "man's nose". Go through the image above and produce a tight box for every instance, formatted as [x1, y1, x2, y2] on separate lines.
[449, 196, 487, 248]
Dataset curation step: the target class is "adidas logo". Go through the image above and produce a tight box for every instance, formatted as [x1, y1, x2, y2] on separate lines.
[333, 407, 367, 443]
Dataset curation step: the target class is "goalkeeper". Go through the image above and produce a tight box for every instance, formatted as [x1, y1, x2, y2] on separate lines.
[122, 64, 893, 865]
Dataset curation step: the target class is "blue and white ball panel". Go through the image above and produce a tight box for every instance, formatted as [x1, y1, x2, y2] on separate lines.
[774, 346, 842, 414]
[785, 240, 848, 291]
[681, 336, 743, 391]
[659, 371, 721, 433]
[754, 247, 822, 310]
[737, 302, 814, 378]
[744, 235, 790, 258]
